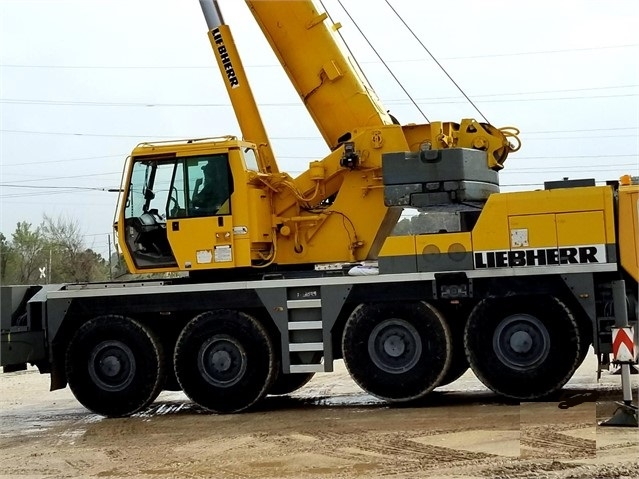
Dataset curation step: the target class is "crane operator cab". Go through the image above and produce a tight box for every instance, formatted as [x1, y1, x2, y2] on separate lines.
[115, 137, 274, 275]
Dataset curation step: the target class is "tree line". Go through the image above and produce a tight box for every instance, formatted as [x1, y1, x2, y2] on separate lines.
[0, 215, 116, 285]
[1, 212, 459, 285]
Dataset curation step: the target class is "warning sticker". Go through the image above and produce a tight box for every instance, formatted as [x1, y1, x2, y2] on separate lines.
[214, 245, 233, 262]
[196, 250, 213, 264]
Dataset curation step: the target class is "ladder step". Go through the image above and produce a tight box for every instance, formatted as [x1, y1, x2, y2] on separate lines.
[288, 321, 323, 330]
[289, 364, 325, 373]
[287, 299, 322, 309]
[289, 342, 324, 352]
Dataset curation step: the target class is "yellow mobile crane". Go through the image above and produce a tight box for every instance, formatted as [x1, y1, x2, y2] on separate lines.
[1, 1, 637, 419]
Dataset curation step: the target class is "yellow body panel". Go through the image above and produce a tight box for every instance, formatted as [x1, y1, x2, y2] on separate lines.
[379, 185, 618, 272]
[379, 235, 417, 258]
[471, 193, 510, 251]
[473, 186, 615, 252]
[167, 215, 245, 269]
[556, 211, 607, 246]
[618, 185, 639, 281]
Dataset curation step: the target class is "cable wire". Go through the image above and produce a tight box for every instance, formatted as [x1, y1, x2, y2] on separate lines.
[333, 0, 430, 122]
[384, 0, 487, 123]
[2, 43, 636, 70]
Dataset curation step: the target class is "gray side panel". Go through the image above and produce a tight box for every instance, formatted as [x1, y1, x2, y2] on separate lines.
[379, 255, 418, 274]
[46, 297, 73, 355]
[319, 284, 352, 370]
[561, 273, 597, 353]
[254, 288, 290, 371]
[417, 252, 474, 272]
[1, 331, 46, 368]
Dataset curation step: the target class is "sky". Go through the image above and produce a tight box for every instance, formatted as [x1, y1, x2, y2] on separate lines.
[1, 0, 638, 259]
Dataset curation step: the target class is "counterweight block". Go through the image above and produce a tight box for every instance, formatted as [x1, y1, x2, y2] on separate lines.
[383, 148, 499, 207]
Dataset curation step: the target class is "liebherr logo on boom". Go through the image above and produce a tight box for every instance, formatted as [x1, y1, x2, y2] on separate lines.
[474, 245, 606, 269]
[212, 28, 239, 89]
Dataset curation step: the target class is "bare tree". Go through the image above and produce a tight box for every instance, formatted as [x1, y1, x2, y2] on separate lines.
[42, 214, 108, 283]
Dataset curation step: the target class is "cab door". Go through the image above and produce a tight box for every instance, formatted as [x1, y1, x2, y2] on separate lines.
[166, 153, 239, 271]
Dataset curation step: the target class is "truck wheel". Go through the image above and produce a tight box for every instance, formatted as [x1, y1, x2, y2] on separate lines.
[269, 372, 315, 395]
[342, 302, 451, 402]
[65, 316, 165, 417]
[464, 296, 581, 400]
[174, 310, 276, 413]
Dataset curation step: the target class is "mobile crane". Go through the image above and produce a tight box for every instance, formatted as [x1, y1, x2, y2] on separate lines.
[1, 0, 637, 418]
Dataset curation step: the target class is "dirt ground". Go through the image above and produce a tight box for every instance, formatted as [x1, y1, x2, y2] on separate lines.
[1, 352, 638, 479]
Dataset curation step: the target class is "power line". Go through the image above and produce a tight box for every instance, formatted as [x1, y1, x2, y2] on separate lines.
[0, 171, 121, 184]
[522, 134, 638, 141]
[1, 160, 634, 195]
[0, 129, 176, 139]
[3, 85, 637, 108]
[511, 154, 637, 160]
[2, 126, 637, 141]
[2, 43, 636, 70]
[1, 154, 122, 167]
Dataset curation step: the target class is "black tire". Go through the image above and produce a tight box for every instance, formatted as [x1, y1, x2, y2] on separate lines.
[65, 315, 165, 417]
[464, 296, 581, 400]
[269, 372, 315, 395]
[342, 301, 451, 402]
[437, 313, 469, 387]
[174, 310, 276, 413]
[163, 368, 182, 391]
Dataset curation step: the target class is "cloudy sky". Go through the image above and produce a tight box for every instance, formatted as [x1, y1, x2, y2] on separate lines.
[1, 0, 638, 259]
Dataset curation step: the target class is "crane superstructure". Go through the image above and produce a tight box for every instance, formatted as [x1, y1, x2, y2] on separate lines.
[116, 0, 516, 276]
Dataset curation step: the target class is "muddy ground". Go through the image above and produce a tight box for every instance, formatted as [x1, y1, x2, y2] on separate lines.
[1, 352, 637, 479]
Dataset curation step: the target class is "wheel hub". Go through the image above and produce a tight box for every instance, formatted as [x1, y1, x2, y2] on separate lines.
[383, 335, 406, 357]
[101, 355, 123, 377]
[510, 330, 533, 353]
[493, 314, 550, 370]
[368, 319, 422, 374]
[88, 340, 136, 392]
[198, 335, 247, 387]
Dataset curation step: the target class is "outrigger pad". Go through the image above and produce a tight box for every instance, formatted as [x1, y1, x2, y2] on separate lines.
[599, 402, 639, 428]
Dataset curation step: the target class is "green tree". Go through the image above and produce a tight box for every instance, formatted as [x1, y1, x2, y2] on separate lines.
[0, 232, 16, 282]
[10, 221, 47, 283]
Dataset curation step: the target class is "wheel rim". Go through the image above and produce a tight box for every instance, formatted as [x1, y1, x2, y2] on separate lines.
[493, 313, 551, 370]
[198, 335, 247, 387]
[88, 340, 136, 392]
[367, 319, 423, 374]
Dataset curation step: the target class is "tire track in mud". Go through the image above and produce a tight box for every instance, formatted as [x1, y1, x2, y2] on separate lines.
[481, 460, 581, 479]
[305, 429, 499, 476]
[521, 423, 595, 459]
